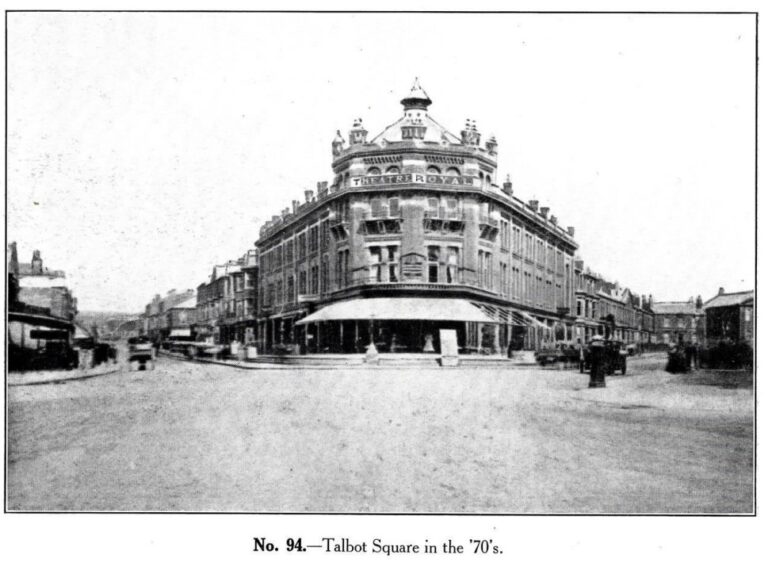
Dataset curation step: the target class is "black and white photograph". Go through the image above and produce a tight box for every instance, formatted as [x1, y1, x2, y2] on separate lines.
[2, 6, 760, 559]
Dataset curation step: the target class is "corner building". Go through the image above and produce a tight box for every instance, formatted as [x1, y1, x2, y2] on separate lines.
[255, 81, 579, 355]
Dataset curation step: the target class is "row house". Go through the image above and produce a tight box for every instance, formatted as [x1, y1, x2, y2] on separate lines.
[143, 288, 197, 342]
[573, 260, 654, 345]
[196, 249, 258, 345]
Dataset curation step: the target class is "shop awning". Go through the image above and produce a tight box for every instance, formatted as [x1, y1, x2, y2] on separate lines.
[470, 303, 548, 327]
[296, 297, 496, 325]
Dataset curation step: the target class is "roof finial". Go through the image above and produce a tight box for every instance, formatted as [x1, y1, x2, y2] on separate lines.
[401, 77, 432, 111]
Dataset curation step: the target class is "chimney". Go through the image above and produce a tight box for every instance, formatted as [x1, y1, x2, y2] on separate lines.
[271, 215, 281, 225]
[696, 295, 703, 309]
[304, 189, 314, 203]
[502, 175, 513, 195]
[282, 208, 290, 219]
[567, 226, 575, 237]
[648, 294, 654, 308]
[550, 215, 558, 225]
[485, 135, 498, 155]
[292, 200, 300, 214]
[31, 250, 43, 274]
[528, 199, 539, 212]
[718, 286, 725, 296]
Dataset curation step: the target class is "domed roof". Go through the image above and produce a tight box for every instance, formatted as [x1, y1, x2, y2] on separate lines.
[400, 77, 432, 110]
[369, 79, 461, 145]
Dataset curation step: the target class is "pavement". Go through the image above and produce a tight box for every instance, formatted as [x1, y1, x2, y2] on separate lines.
[7, 354, 754, 513]
[8, 362, 123, 386]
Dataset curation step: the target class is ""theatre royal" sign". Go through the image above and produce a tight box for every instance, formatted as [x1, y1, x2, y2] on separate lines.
[350, 173, 474, 187]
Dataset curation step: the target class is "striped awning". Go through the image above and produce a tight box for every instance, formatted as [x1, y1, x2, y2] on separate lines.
[470, 303, 552, 328]
[296, 297, 496, 325]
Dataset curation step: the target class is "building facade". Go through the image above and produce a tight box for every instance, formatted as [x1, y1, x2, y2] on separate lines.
[703, 288, 753, 345]
[7, 243, 78, 370]
[255, 81, 583, 355]
[143, 288, 197, 342]
[573, 260, 654, 345]
[196, 249, 258, 345]
[650, 297, 705, 345]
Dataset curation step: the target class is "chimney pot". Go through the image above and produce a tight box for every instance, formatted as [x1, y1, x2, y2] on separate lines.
[304, 190, 314, 203]
[292, 200, 300, 214]
[567, 226, 575, 236]
[718, 286, 725, 296]
[540, 206, 550, 218]
[550, 215, 558, 225]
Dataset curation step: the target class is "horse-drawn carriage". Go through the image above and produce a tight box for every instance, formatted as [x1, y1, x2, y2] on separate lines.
[127, 336, 155, 370]
[580, 339, 628, 375]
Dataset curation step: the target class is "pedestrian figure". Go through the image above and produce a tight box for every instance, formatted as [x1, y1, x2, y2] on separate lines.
[684, 341, 695, 372]
[576, 338, 585, 373]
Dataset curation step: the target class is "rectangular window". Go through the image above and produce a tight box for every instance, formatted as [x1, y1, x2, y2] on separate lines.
[428, 246, 440, 283]
[744, 307, 752, 322]
[320, 221, 330, 249]
[500, 219, 510, 251]
[500, 262, 509, 297]
[369, 247, 383, 283]
[298, 232, 307, 258]
[309, 226, 319, 253]
[388, 197, 400, 218]
[299, 271, 307, 295]
[371, 198, 385, 218]
[286, 275, 295, 302]
[320, 255, 329, 294]
[447, 247, 459, 284]
[387, 246, 399, 282]
[426, 197, 439, 219]
[446, 198, 458, 219]
[311, 264, 319, 294]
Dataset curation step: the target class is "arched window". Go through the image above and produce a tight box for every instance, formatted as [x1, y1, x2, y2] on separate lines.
[486, 174, 492, 186]
[446, 167, 461, 176]
[427, 165, 441, 174]
[367, 167, 381, 175]
[386, 165, 400, 174]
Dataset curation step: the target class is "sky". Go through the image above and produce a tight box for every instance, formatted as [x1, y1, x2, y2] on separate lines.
[6, 12, 756, 313]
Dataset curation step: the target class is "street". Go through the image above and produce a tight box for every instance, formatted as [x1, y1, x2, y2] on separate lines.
[7, 355, 754, 513]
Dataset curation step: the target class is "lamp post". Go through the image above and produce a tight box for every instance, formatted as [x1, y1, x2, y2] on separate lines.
[588, 335, 606, 388]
